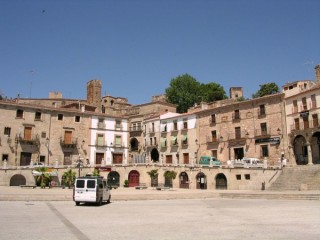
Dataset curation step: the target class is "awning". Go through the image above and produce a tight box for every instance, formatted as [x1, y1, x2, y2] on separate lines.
[182, 134, 188, 141]
[171, 136, 177, 145]
[160, 138, 167, 147]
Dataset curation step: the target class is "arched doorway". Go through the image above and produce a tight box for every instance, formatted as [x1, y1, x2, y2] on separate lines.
[10, 174, 26, 186]
[179, 172, 189, 189]
[216, 173, 227, 189]
[311, 132, 320, 164]
[196, 172, 207, 189]
[130, 138, 139, 151]
[128, 170, 140, 187]
[151, 148, 159, 162]
[107, 171, 120, 189]
[293, 135, 308, 165]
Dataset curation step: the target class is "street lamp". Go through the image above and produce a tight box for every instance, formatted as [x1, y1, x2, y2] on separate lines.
[76, 154, 83, 177]
[45, 137, 50, 166]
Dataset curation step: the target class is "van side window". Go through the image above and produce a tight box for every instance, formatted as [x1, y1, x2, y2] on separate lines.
[76, 180, 85, 188]
[87, 180, 96, 188]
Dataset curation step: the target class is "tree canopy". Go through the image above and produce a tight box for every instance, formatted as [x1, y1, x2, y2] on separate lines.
[252, 82, 280, 98]
[165, 74, 227, 113]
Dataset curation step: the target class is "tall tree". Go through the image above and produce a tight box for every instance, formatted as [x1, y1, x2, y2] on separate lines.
[165, 74, 226, 113]
[252, 82, 279, 98]
[165, 74, 201, 113]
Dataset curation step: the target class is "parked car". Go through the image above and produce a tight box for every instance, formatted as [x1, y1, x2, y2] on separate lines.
[199, 156, 221, 166]
[241, 157, 264, 168]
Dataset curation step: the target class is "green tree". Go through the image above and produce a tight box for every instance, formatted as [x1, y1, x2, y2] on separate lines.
[165, 74, 201, 113]
[62, 168, 76, 189]
[35, 167, 51, 188]
[92, 168, 100, 176]
[252, 82, 279, 98]
[199, 82, 227, 102]
[147, 169, 158, 187]
[165, 74, 227, 113]
[164, 171, 177, 188]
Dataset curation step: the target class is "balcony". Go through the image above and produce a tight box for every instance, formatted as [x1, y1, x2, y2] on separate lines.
[206, 136, 219, 143]
[255, 128, 271, 137]
[60, 138, 77, 148]
[95, 140, 107, 147]
[232, 113, 241, 122]
[290, 120, 320, 132]
[18, 134, 40, 146]
[227, 131, 248, 146]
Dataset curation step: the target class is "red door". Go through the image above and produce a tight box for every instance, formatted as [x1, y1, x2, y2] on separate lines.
[128, 170, 140, 187]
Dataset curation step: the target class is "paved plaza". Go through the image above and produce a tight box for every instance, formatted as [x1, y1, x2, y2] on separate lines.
[1, 196, 320, 240]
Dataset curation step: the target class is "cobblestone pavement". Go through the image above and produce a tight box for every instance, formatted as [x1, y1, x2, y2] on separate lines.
[0, 198, 319, 240]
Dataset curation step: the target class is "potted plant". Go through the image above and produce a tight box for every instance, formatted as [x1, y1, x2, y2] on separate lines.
[123, 179, 129, 188]
[164, 170, 177, 188]
[62, 168, 76, 189]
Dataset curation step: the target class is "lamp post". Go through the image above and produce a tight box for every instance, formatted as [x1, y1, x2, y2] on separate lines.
[76, 154, 83, 177]
[45, 137, 50, 166]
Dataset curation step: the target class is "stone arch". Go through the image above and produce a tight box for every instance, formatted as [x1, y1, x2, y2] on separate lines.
[107, 171, 120, 189]
[10, 174, 26, 186]
[130, 138, 139, 151]
[179, 171, 189, 189]
[311, 132, 320, 164]
[150, 148, 159, 162]
[293, 135, 308, 165]
[196, 172, 207, 189]
[215, 173, 227, 189]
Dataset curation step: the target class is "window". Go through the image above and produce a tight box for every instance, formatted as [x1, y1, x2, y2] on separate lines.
[293, 100, 298, 113]
[58, 114, 63, 120]
[235, 127, 241, 139]
[41, 132, 46, 138]
[302, 97, 307, 111]
[245, 174, 251, 180]
[24, 127, 32, 140]
[311, 95, 317, 109]
[183, 153, 189, 164]
[98, 118, 105, 128]
[236, 174, 241, 180]
[166, 155, 173, 164]
[234, 110, 240, 120]
[183, 120, 188, 129]
[261, 145, 269, 157]
[259, 105, 266, 116]
[97, 134, 104, 146]
[39, 155, 45, 163]
[16, 109, 23, 118]
[303, 117, 309, 129]
[161, 124, 167, 132]
[173, 121, 178, 131]
[115, 120, 121, 129]
[4, 127, 11, 137]
[35, 112, 42, 120]
[261, 123, 267, 135]
[75, 116, 81, 122]
[154, 137, 157, 145]
[312, 114, 319, 128]
[150, 138, 153, 146]
[2, 154, 9, 161]
[294, 118, 300, 130]
[210, 114, 216, 124]
[115, 135, 122, 147]
[211, 130, 217, 142]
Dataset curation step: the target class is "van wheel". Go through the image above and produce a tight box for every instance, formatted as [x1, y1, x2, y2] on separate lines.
[75, 202, 80, 206]
[107, 195, 111, 204]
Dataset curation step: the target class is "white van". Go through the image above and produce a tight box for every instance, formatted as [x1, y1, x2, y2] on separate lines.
[73, 176, 111, 206]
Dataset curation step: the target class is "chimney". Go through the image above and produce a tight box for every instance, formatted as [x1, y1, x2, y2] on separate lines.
[315, 65, 320, 84]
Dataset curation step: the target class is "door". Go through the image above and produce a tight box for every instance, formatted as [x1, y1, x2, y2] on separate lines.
[216, 173, 227, 189]
[64, 152, 72, 165]
[64, 131, 72, 144]
[20, 152, 32, 166]
[24, 127, 32, 140]
[196, 172, 207, 189]
[128, 170, 140, 187]
[179, 172, 189, 189]
[107, 171, 120, 188]
[183, 153, 189, 164]
[234, 148, 244, 160]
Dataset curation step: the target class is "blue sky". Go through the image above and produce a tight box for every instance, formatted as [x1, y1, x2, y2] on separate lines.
[1, 0, 319, 104]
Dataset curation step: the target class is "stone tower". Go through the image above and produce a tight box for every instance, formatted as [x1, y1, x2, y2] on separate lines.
[87, 79, 102, 110]
[315, 65, 320, 84]
[229, 87, 243, 99]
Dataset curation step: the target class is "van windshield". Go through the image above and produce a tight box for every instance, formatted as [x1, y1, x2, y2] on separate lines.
[87, 180, 96, 188]
[76, 180, 85, 188]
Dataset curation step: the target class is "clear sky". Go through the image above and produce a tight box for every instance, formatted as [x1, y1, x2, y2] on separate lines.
[1, 0, 319, 104]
